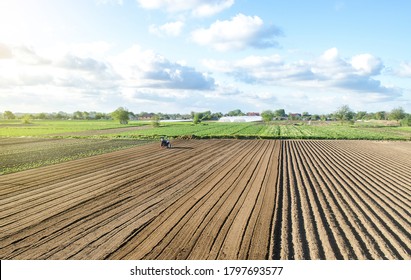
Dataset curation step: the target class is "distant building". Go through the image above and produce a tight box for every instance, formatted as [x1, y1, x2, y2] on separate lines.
[218, 116, 262, 122]
[288, 113, 301, 120]
[138, 113, 155, 120]
[246, 112, 260, 116]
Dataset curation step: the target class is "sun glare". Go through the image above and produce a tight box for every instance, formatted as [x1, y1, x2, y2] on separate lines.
[0, 1, 48, 45]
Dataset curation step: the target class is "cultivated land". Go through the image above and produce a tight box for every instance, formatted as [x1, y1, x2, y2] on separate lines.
[1, 120, 410, 174]
[0, 139, 410, 260]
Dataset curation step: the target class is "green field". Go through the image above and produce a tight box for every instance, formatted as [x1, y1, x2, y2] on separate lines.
[0, 120, 146, 137]
[1, 119, 410, 140]
[109, 121, 411, 141]
[1, 119, 410, 174]
[0, 138, 153, 175]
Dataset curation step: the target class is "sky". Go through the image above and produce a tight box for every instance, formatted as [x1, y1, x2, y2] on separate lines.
[1, 0, 410, 114]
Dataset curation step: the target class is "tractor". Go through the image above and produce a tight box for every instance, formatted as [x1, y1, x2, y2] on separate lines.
[160, 136, 171, 148]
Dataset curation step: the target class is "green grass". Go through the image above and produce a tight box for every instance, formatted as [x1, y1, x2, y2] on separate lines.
[0, 138, 154, 175]
[0, 120, 145, 137]
[110, 121, 411, 140]
[1, 119, 410, 140]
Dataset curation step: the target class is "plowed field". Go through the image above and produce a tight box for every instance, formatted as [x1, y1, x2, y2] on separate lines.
[0, 139, 410, 260]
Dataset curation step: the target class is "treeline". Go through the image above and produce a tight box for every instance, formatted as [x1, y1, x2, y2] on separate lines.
[261, 105, 411, 126]
[1, 105, 410, 126]
[0, 110, 192, 122]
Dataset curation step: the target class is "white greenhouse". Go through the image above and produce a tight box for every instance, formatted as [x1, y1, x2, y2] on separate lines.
[218, 116, 262, 123]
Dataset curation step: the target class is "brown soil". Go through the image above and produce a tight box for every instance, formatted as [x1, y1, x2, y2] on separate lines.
[0, 139, 410, 260]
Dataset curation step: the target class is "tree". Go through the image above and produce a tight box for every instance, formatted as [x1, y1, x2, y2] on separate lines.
[36, 113, 47, 119]
[201, 110, 212, 121]
[151, 114, 160, 127]
[4, 110, 15, 120]
[374, 111, 386, 120]
[389, 107, 405, 123]
[356, 111, 367, 120]
[56, 111, 68, 120]
[274, 109, 286, 119]
[227, 109, 244, 116]
[21, 114, 32, 124]
[82, 111, 90, 120]
[111, 107, 130, 124]
[72, 111, 83, 120]
[311, 114, 320, 121]
[95, 112, 108, 120]
[334, 105, 354, 123]
[400, 114, 411, 127]
[193, 113, 201, 124]
[261, 110, 274, 123]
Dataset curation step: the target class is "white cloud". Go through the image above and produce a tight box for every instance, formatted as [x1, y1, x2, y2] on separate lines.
[0, 43, 216, 112]
[350, 54, 383, 76]
[95, 0, 123, 5]
[320, 47, 339, 62]
[397, 61, 411, 78]
[110, 44, 215, 90]
[149, 21, 184, 37]
[204, 48, 400, 99]
[191, 13, 282, 51]
[136, 0, 234, 17]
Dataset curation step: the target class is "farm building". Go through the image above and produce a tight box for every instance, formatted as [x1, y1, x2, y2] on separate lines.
[218, 116, 263, 122]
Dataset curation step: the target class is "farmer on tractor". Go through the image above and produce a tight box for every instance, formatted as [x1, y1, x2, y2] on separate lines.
[160, 136, 171, 148]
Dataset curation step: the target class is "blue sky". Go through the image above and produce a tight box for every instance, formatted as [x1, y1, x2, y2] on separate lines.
[1, 0, 410, 114]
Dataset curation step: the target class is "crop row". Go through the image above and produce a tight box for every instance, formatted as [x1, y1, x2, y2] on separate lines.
[1, 120, 410, 140]
[115, 122, 411, 140]
[0, 138, 154, 175]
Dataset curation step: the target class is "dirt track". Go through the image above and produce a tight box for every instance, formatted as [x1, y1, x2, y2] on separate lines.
[0, 139, 410, 259]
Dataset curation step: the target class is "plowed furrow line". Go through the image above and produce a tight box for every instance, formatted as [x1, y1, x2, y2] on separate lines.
[297, 140, 383, 259]
[149, 140, 268, 260]
[318, 141, 411, 257]
[67, 140, 247, 259]
[293, 140, 332, 259]
[314, 140, 411, 205]
[0, 142, 159, 190]
[292, 141, 335, 259]
[106, 140, 261, 259]
[207, 141, 270, 260]
[0, 141, 218, 231]
[1, 139, 409, 260]
[137, 141, 261, 260]
[1, 140, 229, 258]
[320, 142, 411, 206]
[322, 141, 411, 195]
[161, 141, 266, 260]
[270, 140, 284, 260]
[217, 141, 273, 259]
[242, 141, 280, 259]
[311, 143, 400, 259]
[0, 144, 167, 201]
[327, 142, 411, 191]
[0, 139, 195, 192]
[321, 145, 411, 234]
[0, 195, 135, 259]
[310, 141, 409, 259]
[339, 141, 411, 170]
[286, 141, 307, 259]
[0, 140, 219, 241]
[2, 140, 235, 258]
[0, 140, 198, 197]
[0, 151, 200, 234]
[274, 141, 293, 259]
